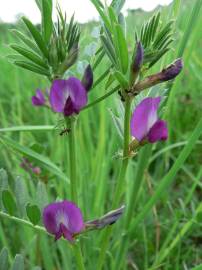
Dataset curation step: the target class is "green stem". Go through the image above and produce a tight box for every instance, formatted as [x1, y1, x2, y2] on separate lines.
[114, 145, 152, 270]
[0, 211, 47, 234]
[68, 118, 85, 270]
[68, 118, 78, 202]
[112, 97, 132, 208]
[96, 97, 131, 270]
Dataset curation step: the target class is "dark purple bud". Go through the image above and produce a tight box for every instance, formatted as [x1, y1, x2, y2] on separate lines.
[132, 58, 184, 93]
[131, 41, 144, 73]
[82, 64, 93, 92]
[85, 206, 125, 230]
[160, 58, 183, 81]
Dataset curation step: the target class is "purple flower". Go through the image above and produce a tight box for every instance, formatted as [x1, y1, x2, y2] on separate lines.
[43, 200, 84, 242]
[49, 77, 87, 116]
[32, 89, 46, 106]
[130, 97, 168, 143]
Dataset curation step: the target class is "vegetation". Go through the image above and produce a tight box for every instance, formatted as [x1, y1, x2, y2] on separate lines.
[0, 0, 202, 269]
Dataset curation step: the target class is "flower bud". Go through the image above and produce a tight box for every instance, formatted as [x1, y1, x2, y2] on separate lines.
[82, 64, 93, 92]
[131, 41, 144, 73]
[160, 58, 183, 81]
[85, 206, 125, 230]
[131, 58, 183, 94]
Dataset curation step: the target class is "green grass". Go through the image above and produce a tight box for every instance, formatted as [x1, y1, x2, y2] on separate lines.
[0, 0, 202, 269]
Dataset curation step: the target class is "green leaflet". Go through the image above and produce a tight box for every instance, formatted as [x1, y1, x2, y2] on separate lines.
[14, 61, 50, 76]
[41, 0, 53, 44]
[22, 17, 49, 59]
[115, 24, 129, 74]
[2, 190, 17, 216]
[10, 44, 48, 69]
[0, 248, 9, 270]
[12, 254, 24, 270]
[26, 204, 41, 225]
[11, 30, 41, 55]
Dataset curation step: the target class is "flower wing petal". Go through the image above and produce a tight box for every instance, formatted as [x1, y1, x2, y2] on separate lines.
[49, 80, 69, 112]
[32, 89, 45, 106]
[66, 77, 87, 113]
[43, 202, 62, 235]
[148, 119, 168, 143]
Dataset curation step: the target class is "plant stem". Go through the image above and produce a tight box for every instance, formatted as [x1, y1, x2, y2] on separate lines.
[68, 118, 78, 202]
[97, 97, 131, 270]
[114, 145, 152, 270]
[68, 118, 85, 270]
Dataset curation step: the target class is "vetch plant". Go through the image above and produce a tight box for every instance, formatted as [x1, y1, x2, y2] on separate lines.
[1, 0, 202, 269]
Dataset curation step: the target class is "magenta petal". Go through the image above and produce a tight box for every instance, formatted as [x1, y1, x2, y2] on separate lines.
[130, 97, 161, 141]
[49, 78, 87, 116]
[43, 202, 61, 235]
[32, 89, 45, 106]
[62, 201, 84, 233]
[49, 80, 69, 112]
[148, 120, 168, 143]
[42, 200, 84, 242]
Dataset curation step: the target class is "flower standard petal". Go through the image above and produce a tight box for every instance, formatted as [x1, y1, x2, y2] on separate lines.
[130, 97, 161, 141]
[43, 202, 61, 236]
[32, 89, 46, 106]
[148, 119, 168, 143]
[49, 80, 69, 113]
[62, 200, 84, 234]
